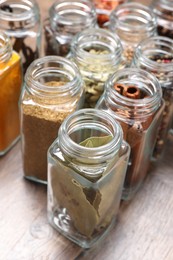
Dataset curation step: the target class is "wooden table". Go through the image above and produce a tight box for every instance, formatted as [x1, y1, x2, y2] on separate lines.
[1, 0, 173, 259]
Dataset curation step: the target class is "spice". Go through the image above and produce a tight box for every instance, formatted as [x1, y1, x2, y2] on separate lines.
[47, 108, 130, 247]
[0, 33, 22, 155]
[0, 2, 40, 74]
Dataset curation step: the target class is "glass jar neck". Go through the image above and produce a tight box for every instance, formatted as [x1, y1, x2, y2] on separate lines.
[58, 108, 123, 165]
[0, 31, 12, 63]
[133, 36, 173, 84]
[104, 68, 162, 121]
[0, 0, 40, 30]
[109, 3, 156, 45]
[49, 0, 97, 37]
[24, 56, 83, 98]
[71, 28, 123, 67]
[153, 0, 173, 20]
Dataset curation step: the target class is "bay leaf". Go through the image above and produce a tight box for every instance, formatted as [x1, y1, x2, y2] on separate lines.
[80, 135, 112, 148]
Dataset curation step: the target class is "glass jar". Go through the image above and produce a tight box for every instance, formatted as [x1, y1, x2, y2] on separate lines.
[47, 108, 130, 248]
[109, 2, 157, 66]
[132, 36, 173, 160]
[152, 0, 173, 39]
[92, 0, 127, 28]
[0, 0, 41, 74]
[44, 0, 97, 58]
[70, 28, 124, 108]
[0, 31, 22, 156]
[20, 56, 85, 184]
[96, 68, 164, 200]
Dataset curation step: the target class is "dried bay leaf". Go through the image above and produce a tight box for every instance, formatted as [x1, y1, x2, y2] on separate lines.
[80, 135, 113, 148]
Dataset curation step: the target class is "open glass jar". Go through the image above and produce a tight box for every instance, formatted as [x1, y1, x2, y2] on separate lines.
[19, 56, 84, 184]
[44, 0, 97, 58]
[132, 36, 173, 160]
[47, 108, 130, 248]
[70, 28, 124, 108]
[96, 68, 164, 200]
[0, 31, 22, 156]
[0, 0, 41, 74]
[109, 2, 157, 66]
[152, 0, 173, 39]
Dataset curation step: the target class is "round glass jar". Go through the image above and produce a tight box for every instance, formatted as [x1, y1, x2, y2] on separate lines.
[96, 68, 164, 200]
[47, 108, 130, 248]
[132, 36, 173, 160]
[91, 0, 127, 28]
[44, 0, 97, 58]
[109, 2, 157, 66]
[0, 0, 41, 74]
[70, 28, 124, 108]
[0, 31, 22, 156]
[152, 0, 173, 39]
[19, 56, 85, 184]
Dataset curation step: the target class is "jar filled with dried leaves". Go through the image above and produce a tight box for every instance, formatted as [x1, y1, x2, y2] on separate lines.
[132, 36, 173, 160]
[19, 56, 85, 184]
[0, 0, 41, 74]
[47, 108, 130, 248]
[44, 0, 97, 58]
[109, 2, 157, 67]
[0, 31, 22, 156]
[96, 68, 164, 200]
[152, 0, 173, 39]
[70, 28, 124, 108]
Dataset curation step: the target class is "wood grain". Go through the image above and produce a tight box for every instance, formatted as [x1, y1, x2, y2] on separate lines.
[1, 0, 173, 259]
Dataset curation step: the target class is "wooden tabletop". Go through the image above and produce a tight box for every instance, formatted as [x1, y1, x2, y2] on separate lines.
[1, 0, 173, 259]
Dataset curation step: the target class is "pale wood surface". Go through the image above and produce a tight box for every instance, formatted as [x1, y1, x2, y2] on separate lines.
[1, 0, 173, 259]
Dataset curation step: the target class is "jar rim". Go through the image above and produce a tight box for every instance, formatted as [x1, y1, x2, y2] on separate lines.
[0, 30, 12, 62]
[105, 68, 162, 120]
[58, 108, 123, 160]
[24, 55, 83, 97]
[0, 0, 39, 22]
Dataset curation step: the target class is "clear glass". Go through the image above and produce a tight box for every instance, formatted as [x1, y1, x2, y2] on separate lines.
[0, 0, 41, 74]
[109, 2, 157, 66]
[152, 0, 173, 39]
[47, 108, 130, 248]
[70, 28, 124, 108]
[96, 68, 164, 200]
[20, 56, 85, 184]
[44, 0, 97, 57]
[92, 0, 127, 28]
[132, 36, 173, 160]
[0, 31, 22, 156]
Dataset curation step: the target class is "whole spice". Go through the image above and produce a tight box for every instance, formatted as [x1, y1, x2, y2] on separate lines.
[47, 108, 130, 247]
[0, 33, 22, 155]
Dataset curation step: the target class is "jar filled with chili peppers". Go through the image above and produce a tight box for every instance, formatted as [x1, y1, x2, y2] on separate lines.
[70, 28, 124, 108]
[19, 56, 85, 184]
[96, 68, 164, 200]
[92, 0, 127, 28]
[109, 2, 157, 67]
[47, 108, 130, 248]
[0, 0, 41, 74]
[132, 36, 173, 160]
[0, 31, 22, 156]
[44, 0, 97, 58]
[152, 0, 173, 39]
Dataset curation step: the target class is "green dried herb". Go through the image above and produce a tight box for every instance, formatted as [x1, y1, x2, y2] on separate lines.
[80, 135, 112, 148]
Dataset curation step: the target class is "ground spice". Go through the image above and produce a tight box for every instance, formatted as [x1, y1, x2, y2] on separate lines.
[21, 81, 74, 182]
[0, 51, 22, 154]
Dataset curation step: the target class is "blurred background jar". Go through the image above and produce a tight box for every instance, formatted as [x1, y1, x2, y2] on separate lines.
[0, 31, 22, 156]
[0, 0, 41, 74]
[96, 68, 164, 200]
[44, 0, 97, 58]
[19, 56, 84, 184]
[47, 108, 130, 248]
[109, 2, 157, 66]
[70, 28, 124, 108]
[152, 0, 173, 39]
[132, 36, 173, 160]
[91, 0, 128, 28]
